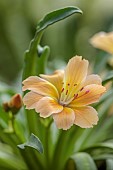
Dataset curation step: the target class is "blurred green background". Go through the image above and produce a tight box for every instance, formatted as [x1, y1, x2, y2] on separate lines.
[0, 1, 113, 170]
[0, 0, 113, 84]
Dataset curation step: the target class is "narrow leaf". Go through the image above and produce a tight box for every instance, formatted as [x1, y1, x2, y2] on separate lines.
[18, 133, 43, 154]
[102, 71, 113, 85]
[93, 154, 113, 161]
[23, 6, 82, 79]
[0, 143, 27, 170]
[84, 142, 113, 151]
[70, 152, 97, 170]
[37, 6, 82, 33]
[106, 159, 113, 170]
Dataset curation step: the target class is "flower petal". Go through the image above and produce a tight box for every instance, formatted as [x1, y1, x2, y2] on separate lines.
[73, 106, 98, 128]
[64, 55, 89, 85]
[22, 76, 59, 99]
[60, 56, 89, 104]
[40, 70, 64, 93]
[70, 84, 106, 107]
[35, 97, 63, 118]
[83, 74, 102, 86]
[90, 32, 113, 54]
[23, 91, 43, 109]
[53, 107, 75, 130]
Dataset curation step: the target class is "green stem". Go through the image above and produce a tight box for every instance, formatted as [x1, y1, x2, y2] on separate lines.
[19, 149, 38, 170]
[26, 110, 39, 135]
[50, 127, 84, 170]
[22, 31, 43, 79]
[45, 120, 53, 168]
[22, 113, 46, 168]
[50, 130, 67, 170]
[9, 112, 44, 170]
[36, 45, 50, 75]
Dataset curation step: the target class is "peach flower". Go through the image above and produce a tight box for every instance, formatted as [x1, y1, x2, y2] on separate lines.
[22, 56, 106, 130]
[90, 32, 113, 54]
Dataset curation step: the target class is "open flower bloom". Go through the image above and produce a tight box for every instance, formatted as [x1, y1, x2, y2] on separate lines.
[22, 56, 106, 130]
[90, 32, 113, 54]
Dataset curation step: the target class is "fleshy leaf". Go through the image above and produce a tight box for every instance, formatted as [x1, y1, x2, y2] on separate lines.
[37, 6, 82, 33]
[83, 142, 113, 151]
[22, 6, 82, 79]
[68, 152, 97, 170]
[18, 133, 43, 154]
[106, 159, 113, 170]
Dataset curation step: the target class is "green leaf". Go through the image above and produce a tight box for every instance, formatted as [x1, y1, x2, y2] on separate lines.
[37, 6, 82, 33]
[93, 53, 107, 74]
[82, 142, 113, 160]
[85, 142, 113, 151]
[18, 133, 44, 154]
[102, 71, 113, 85]
[70, 152, 97, 170]
[106, 159, 113, 170]
[95, 88, 113, 107]
[36, 45, 50, 74]
[0, 142, 27, 170]
[93, 154, 113, 161]
[22, 6, 82, 79]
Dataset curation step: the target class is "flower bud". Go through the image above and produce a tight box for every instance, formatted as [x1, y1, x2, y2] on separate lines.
[3, 94, 23, 114]
[3, 102, 10, 112]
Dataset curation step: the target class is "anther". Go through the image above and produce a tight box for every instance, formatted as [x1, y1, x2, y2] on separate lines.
[73, 93, 78, 100]
[67, 83, 70, 86]
[80, 87, 84, 91]
[66, 90, 68, 95]
[61, 88, 64, 93]
[74, 84, 77, 86]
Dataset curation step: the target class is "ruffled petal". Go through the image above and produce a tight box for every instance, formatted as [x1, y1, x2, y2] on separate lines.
[73, 106, 98, 128]
[53, 107, 75, 130]
[83, 74, 102, 86]
[35, 97, 63, 118]
[90, 32, 113, 54]
[60, 56, 89, 104]
[70, 84, 106, 107]
[23, 91, 43, 109]
[64, 55, 89, 86]
[40, 70, 64, 93]
[22, 76, 59, 99]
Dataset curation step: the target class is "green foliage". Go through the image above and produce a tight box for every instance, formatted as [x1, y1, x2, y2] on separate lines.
[18, 133, 44, 154]
[23, 6, 82, 79]
[36, 6, 82, 33]
[106, 159, 113, 170]
[0, 3, 113, 170]
[70, 152, 97, 170]
[102, 71, 113, 85]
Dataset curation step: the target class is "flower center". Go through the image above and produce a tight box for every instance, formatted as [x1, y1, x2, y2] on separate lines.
[59, 83, 90, 106]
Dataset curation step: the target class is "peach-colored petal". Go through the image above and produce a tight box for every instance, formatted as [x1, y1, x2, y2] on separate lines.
[35, 97, 63, 118]
[40, 70, 64, 93]
[53, 107, 75, 130]
[64, 55, 89, 85]
[22, 76, 59, 99]
[73, 106, 98, 128]
[23, 91, 43, 109]
[70, 84, 106, 107]
[60, 56, 89, 104]
[83, 74, 102, 86]
[90, 32, 113, 54]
